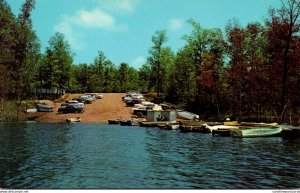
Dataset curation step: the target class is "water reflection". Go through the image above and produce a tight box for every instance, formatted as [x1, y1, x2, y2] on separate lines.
[0, 123, 72, 188]
[0, 123, 300, 189]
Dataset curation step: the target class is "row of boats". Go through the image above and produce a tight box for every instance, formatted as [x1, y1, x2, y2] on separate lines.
[114, 91, 300, 138]
[109, 118, 299, 138]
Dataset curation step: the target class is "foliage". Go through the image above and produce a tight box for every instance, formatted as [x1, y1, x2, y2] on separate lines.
[147, 30, 168, 102]
[38, 32, 72, 94]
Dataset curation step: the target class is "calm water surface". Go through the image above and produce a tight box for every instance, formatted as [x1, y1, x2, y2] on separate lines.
[0, 122, 299, 189]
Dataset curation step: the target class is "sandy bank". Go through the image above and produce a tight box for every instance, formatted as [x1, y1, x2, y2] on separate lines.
[35, 93, 132, 123]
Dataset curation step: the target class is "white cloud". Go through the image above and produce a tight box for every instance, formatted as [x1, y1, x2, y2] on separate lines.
[76, 9, 115, 29]
[62, 8, 127, 31]
[131, 56, 146, 67]
[54, 8, 127, 50]
[54, 0, 141, 51]
[169, 18, 184, 31]
[54, 18, 86, 50]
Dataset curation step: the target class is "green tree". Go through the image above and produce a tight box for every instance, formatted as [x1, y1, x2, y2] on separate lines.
[243, 23, 270, 120]
[48, 32, 73, 93]
[182, 19, 225, 116]
[71, 63, 90, 92]
[118, 63, 130, 92]
[138, 63, 151, 92]
[91, 51, 109, 92]
[15, 0, 38, 96]
[0, 0, 17, 101]
[147, 30, 168, 102]
[38, 50, 58, 89]
[172, 46, 197, 105]
[39, 32, 72, 94]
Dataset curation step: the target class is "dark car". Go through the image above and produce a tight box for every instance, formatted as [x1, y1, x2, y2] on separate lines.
[58, 103, 85, 113]
[37, 103, 53, 112]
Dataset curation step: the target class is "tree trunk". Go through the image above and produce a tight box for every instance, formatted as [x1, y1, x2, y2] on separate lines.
[280, 37, 291, 122]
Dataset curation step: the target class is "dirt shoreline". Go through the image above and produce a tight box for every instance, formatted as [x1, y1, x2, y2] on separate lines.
[33, 93, 132, 123]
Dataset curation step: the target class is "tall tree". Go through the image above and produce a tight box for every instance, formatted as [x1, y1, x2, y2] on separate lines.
[148, 30, 168, 102]
[40, 32, 73, 94]
[243, 23, 270, 120]
[0, 0, 17, 101]
[183, 19, 224, 115]
[266, 0, 300, 122]
[91, 51, 109, 92]
[224, 20, 248, 117]
[170, 46, 196, 105]
[15, 0, 37, 94]
[118, 63, 129, 92]
[138, 63, 151, 93]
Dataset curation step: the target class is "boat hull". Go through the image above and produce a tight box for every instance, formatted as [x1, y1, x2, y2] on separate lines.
[176, 110, 199, 120]
[231, 127, 282, 138]
[66, 117, 81, 123]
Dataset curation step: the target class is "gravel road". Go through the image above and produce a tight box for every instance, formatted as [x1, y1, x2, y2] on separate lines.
[36, 93, 132, 123]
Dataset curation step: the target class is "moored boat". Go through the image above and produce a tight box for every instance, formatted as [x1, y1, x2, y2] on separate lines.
[176, 110, 199, 120]
[230, 126, 282, 138]
[120, 119, 140, 126]
[202, 124, 239, 133]
[66, 117, 81, 123]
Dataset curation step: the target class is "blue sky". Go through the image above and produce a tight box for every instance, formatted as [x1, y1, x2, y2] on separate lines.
[7, 0, 281, 69]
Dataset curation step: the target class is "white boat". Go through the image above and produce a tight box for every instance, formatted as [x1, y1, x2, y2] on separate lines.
[25, 108, 38, 113]
[176, 110, 199, 120]
[66, 117, 81, 123]
[202, 124, 239, 133]
[230, 126, 282, 138]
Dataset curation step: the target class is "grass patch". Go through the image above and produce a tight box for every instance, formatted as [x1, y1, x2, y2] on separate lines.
[0, 100, 26, 122]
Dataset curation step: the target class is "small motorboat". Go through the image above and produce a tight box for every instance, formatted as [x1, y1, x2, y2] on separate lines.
[202, 124, 239, 133]
[66, 117, 81, 123]
[120, 119, 140, 126]
[176, 110, 199, 120]
[230, 126, 282, 138]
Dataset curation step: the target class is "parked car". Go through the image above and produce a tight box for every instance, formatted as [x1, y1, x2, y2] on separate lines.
[58, 103, 85, 113]
[77, 95, 96, 104]
[37, 103, 53, 112]
[85, 93, 103, 99]
[125, 98, 144, 107]
[61, 100, 84, 107]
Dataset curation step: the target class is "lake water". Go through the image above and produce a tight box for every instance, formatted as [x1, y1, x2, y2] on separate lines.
[0, 122, 300, 189]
